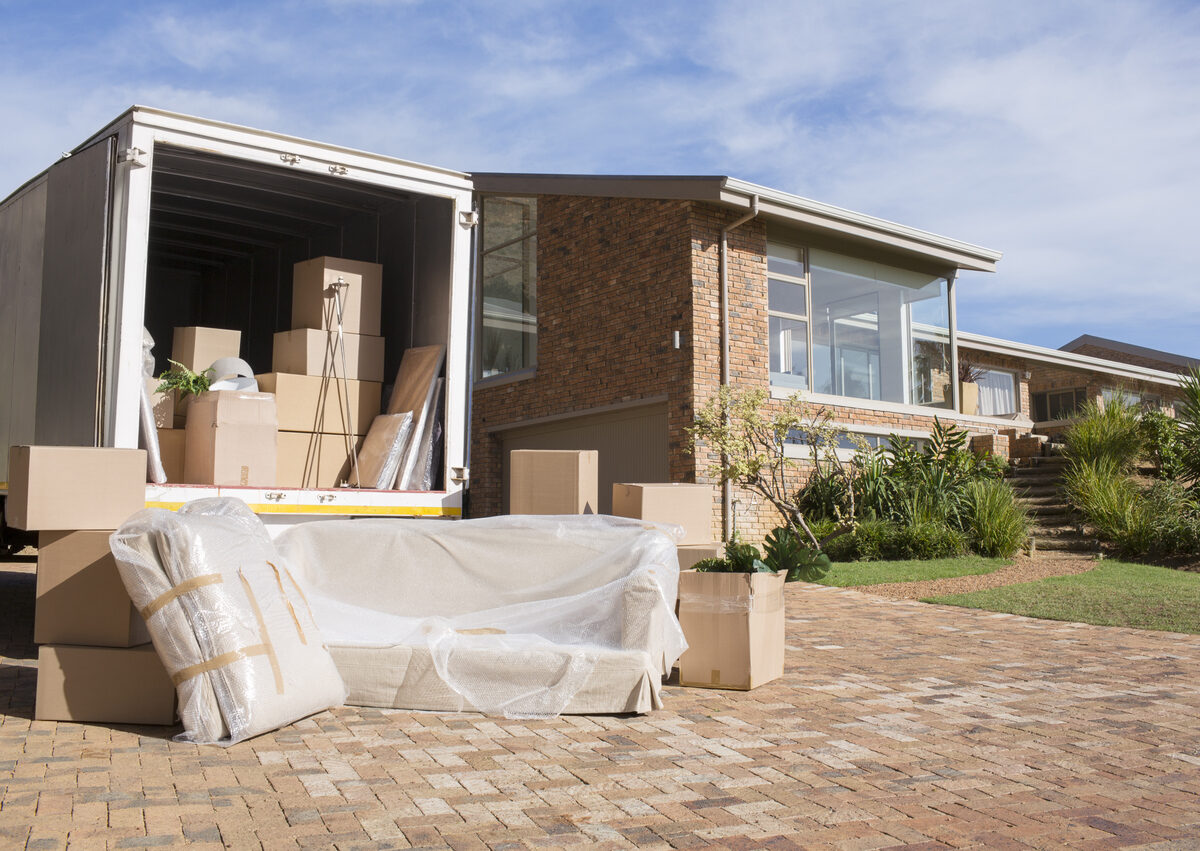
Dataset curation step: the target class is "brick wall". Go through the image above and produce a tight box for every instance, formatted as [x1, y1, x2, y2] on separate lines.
[469, 196, 696, 518]
[1069, 343, 1195, 375]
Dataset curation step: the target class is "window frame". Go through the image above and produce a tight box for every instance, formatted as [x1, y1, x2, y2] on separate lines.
[766, 245, 813, 389]
[474, 194, 538, 384]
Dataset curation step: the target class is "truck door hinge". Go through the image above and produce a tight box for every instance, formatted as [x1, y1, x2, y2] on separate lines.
[118, 147, 147, 167]
[280, 153, 301, 166]
[328, 164, 348, 176]
[458, 210, 479, 229]
[450, 466, 470, 483]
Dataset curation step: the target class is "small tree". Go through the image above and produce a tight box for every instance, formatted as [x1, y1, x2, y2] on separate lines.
[687, 385, 858, 550]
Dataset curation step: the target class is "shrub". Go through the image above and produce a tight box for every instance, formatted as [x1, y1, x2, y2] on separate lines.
[762, 525, 832, 582]
[1065, 398, 1144, 471]
[891, 521, 966, 560]
[810, 518, 858, 562]
[1063, 458, 1153, 554]
[964, 479, 1030, 558]
[1176, 366, 1200, 486]
[1140, 409, 1182, 479]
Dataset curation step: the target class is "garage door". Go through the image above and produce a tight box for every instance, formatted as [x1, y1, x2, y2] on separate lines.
[500, 403, 669, 514]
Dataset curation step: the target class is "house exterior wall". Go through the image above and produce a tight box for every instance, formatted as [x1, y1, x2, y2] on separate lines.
[1067, 342, 1195, 375]
[469, 196, 697, 520]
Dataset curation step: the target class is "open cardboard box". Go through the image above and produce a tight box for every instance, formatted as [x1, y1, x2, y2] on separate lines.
[676, 569, 785, 690]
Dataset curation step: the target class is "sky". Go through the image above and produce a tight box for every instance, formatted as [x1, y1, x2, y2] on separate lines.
[1, 0, 1198, 357]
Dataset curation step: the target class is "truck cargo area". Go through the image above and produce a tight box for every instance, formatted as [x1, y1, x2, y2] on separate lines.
[145, 145, 453, 491]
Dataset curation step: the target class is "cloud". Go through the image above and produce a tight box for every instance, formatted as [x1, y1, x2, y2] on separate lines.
[1, 0, 1197, 356]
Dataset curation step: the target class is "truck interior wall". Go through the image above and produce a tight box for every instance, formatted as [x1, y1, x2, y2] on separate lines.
[0, 179, 48, 485]
[141, 145, 455, 489]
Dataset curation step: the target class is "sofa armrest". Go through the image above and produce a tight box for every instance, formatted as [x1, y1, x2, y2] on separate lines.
[619, 566, 682, 675]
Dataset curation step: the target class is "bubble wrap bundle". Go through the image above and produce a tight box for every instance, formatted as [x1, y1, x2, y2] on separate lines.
[110, 499, 347, 745]
[274, 513, 688, 718]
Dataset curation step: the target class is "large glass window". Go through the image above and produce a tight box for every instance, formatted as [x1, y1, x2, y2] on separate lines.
[478, 196, 537, 378]
[768, 241, 951, 408]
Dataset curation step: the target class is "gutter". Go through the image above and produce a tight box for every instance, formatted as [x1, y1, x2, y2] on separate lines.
[718, 194, 759, 541]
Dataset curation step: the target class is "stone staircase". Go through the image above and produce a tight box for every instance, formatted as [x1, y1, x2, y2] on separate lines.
[1006, 455, 1099, 554]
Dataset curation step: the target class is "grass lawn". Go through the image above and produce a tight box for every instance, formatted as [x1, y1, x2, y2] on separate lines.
[925, 560, 1200, 634]
[816, 556, 1008, 587]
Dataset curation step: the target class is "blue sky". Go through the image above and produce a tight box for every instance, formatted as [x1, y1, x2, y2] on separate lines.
[3, 0, 1198, 357]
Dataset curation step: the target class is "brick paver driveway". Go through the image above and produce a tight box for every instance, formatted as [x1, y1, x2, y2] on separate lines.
[2, 560, 1199, 849]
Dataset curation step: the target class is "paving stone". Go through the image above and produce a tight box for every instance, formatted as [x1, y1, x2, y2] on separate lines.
[4, 562, 1200, 848]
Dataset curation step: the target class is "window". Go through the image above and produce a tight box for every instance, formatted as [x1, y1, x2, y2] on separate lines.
[1102, 387, 1162, 409]
[976, 368, 1017, 416]
[478, 196, 536, 378]
[767, 240, 952, 408]
[1033, 388, 1087, 421]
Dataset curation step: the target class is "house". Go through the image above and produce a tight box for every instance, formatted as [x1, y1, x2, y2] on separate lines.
[465, 174, 1190, 542]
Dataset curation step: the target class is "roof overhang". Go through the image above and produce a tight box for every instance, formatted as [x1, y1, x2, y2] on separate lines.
[470, 173, 1002, 274]
[959, 331, 1184, 387]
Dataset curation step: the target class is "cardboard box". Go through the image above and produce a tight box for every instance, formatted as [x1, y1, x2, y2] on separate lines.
[272, 329, 385, 383]
[184, 391, 277, 487]
[145, 377, 174, 429]
[677, 570, 785, 690]
[6, 447, 148, 531]
[35, 644, 176, 725]
[677, 543, 723, 571]
[509, 450, 598, 515]
[277, 431, 363, 489]
[156, 428, 186, 483]
[612, 483, 715, 544]
[291, 256, 383, 336]
[35, 531, 150, 647]
[256, 372, 381, 435]
[170, 326, 241, 374]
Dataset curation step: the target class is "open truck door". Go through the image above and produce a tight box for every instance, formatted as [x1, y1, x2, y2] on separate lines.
[36, 136, 117, 446]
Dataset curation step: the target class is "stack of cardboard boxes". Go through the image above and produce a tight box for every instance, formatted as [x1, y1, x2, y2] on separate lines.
[7, 446, 176, 724]
[261, 257, 385, 488]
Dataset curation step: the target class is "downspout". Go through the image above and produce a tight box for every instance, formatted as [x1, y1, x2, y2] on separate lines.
[947, 270, 959, 413]
[719, 194, 759, 541]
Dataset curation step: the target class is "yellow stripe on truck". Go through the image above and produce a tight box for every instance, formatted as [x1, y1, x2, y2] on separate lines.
[144, 500, 461, 517]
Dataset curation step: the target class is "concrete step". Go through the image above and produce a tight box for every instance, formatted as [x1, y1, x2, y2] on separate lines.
[1033, 536, 1099, 553]
[1016, 494, 1069, 508]
[1030, 524, 1088, 539]
[1010, 483, 1063, 498]
[1026, 504, 1073, 520]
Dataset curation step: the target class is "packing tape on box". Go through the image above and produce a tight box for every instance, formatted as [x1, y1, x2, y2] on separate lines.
[677, 586, 784, 614]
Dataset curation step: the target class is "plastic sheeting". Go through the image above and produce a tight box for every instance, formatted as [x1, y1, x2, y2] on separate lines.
[140, 329, 167, 484]
[110, 499, 347, 745]
[274, 514, 687, 718]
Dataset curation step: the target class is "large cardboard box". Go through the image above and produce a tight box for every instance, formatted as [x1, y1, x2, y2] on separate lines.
[145, 377, 175, 428]
[35, 531, 150, 647]
[277, 431, 363, 489]
[256, 372, 381, 435]
[184, 391, 277, 486]
[612, 483, 715, 545]
[677, 542, 723, 571]
[292, 256, 383, 336]
[35, 644, 176, 725]
[170, 326, 241, 374]
[6, 447, 147, 531]
[509, 450, 598, 515]
[272, 329, 385, 383]
[156, 428, 186, 483]
[677, 570, 785, 690]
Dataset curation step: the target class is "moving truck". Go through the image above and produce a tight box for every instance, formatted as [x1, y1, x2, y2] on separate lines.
[0, 107, 474, 545]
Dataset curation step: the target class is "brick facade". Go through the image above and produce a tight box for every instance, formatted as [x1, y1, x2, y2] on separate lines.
[468, 193, 1182, 544]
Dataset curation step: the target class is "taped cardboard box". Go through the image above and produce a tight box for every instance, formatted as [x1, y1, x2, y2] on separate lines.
[612, 483, 715, 545]
[272, 329, 385, 383]
[170, 326, 241, 374]
[677, 569, 785, 690]
[509, 450, 598, 515]
[6, 447, 147, 531]
[277, 431, 363, 489]
[35, 531, 150, 647]
[35, 644, 176, 725]
[292, 256, 383, 336]
[184, 391, 277, 487]
[156, 428, 186, 483]
[256, 372, 381, 435]
[677, 542, 723, 571]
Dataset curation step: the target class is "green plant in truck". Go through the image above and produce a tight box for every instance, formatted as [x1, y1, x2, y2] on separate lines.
[155, 359, 213, 400]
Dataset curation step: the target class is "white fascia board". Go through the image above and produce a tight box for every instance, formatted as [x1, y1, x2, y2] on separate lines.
[76, 106, 472, 196]
[720, 178, 1002, 273]
[958, 331, 1183, 387]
